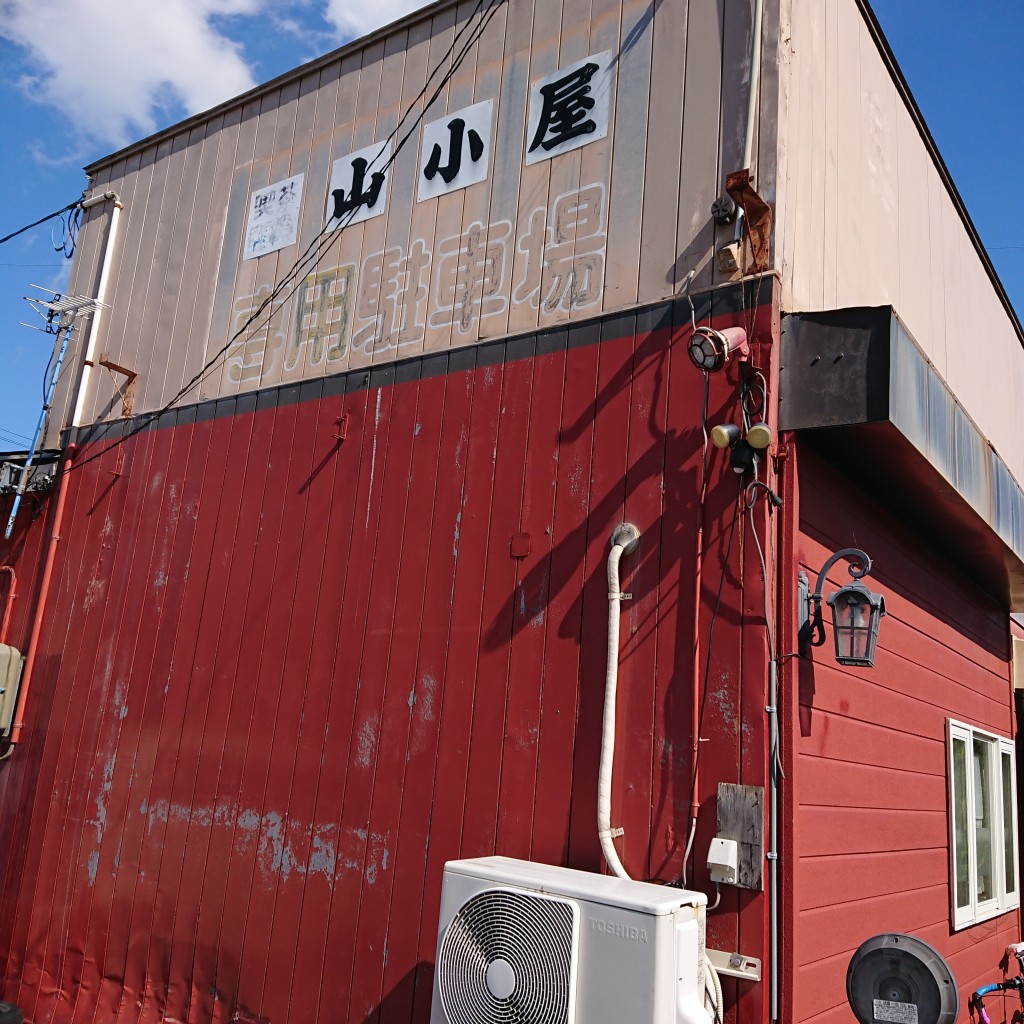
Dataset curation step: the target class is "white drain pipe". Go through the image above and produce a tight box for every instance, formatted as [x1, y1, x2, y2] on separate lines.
[71, 191, 122, 428]
[599, 521, 723, 1024]
[599, 523, 640, 880]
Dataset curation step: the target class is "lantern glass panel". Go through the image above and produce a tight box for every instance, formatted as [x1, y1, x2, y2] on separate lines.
[829, 585, 879, 666]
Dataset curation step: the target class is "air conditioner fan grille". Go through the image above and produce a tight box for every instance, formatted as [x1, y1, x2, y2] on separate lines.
[437, 888, 577, 1024]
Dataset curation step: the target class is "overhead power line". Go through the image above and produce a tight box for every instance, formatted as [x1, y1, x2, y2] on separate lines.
[71, 0, 505, 473]
[0, 200, 82, 247]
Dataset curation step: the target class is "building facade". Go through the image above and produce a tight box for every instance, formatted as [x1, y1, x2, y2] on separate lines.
[1, 1, 1022, 1023]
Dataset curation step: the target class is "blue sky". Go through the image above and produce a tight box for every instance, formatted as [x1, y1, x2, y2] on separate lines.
[0, 0, 1020, 448]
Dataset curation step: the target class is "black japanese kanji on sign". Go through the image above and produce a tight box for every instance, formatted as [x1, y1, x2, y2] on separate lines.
[528, 62, 600, 154]
[424, 118, 485, 185]
[332, 157, 386, 220]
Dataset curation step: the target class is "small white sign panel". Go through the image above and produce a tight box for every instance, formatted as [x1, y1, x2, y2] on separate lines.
[417, 99, 494, 202]
[326, 140, 393, 228]
[525, 52, 614, 165]
[243, 173, 304, 260]
[873, 1000, 919, 1024]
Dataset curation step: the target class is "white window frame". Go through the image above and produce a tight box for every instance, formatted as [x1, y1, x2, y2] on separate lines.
[947, 719, 1020, 930]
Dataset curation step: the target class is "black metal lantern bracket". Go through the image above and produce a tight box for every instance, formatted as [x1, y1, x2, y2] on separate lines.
[797, 548, 887, 666]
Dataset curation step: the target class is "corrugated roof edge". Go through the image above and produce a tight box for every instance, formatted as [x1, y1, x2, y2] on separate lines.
[81, 0, 463, 175]
[856, 0, 1024, 349]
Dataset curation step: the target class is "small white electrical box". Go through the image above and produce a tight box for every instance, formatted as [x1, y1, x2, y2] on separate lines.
[707, 837, 739, 886]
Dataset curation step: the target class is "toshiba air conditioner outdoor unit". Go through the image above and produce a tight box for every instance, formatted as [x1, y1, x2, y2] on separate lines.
[430, 857, 710, 1024]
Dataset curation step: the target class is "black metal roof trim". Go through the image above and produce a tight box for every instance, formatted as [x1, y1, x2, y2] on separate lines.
[780, 305, 1024, 607]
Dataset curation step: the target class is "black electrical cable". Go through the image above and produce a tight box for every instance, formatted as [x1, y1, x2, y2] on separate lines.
[0, 200, 83, 246]
[68, 0, 505, 473]
[52, 204, 82, 259]
[210, 0, 502, 367]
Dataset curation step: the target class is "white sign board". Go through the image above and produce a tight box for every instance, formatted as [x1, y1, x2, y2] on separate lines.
[525, 52, 614, 165]
[417, 99, 495, 202]
[243, 174, 304, 260]
[326, 140, 393, 228]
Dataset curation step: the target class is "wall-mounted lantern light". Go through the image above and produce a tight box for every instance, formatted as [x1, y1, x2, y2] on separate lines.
[687, 326, 749, 372]
[798, 548, 886, 667]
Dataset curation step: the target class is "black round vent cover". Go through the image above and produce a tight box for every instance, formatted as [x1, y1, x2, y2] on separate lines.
[0, 1003, 22, 1024]
[847, 933, 958, 1024]
[437, 888, 578, 1024]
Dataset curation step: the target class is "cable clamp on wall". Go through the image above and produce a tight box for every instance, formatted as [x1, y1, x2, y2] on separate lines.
[764, 704, 777, 714]
[766, 852, 778, 861]
[608, 591, 632, 601]
[598, 826, 625, 839]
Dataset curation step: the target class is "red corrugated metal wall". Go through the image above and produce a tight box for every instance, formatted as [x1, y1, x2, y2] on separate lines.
[0, 293, 773, 1024]
[783, 445, 1018, 1024]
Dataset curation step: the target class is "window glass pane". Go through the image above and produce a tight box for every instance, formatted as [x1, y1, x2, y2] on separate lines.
[953, 736, 970, 910]
[974, 737, 994, 903]
[1003, 750, 1016, 894]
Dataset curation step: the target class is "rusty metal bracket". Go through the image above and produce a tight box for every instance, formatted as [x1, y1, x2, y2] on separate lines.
[98, 354, 138, 417]
[725, 169, 773, 273]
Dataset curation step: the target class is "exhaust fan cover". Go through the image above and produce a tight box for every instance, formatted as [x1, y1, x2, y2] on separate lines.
[431, 857, 709, 1024]
[437, 887, 579, 1024]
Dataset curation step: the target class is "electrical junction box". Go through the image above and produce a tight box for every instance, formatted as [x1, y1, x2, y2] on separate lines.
[707, 838, 739, 886]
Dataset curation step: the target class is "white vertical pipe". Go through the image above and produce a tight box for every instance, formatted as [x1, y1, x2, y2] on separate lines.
[742, 0, 766, 173]
[71, 195, 122, 428]
[599, 526, 638, 881]
[600, 522, 723, 1024]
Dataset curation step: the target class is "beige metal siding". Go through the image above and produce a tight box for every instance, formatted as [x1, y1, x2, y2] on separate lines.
[51, 0, 777, 433]
[776, 0, 1024, 487]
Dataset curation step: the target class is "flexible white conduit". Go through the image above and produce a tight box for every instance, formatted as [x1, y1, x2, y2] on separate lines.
[600, 522, 724, 1024]
[705, 958, 724, 1024]
[599, 524, 638, 880]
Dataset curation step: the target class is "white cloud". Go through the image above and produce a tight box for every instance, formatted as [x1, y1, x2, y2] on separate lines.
[0, 0, 264, 150]
[0, 0, 437, 157]
[324, 0, 428, 40]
